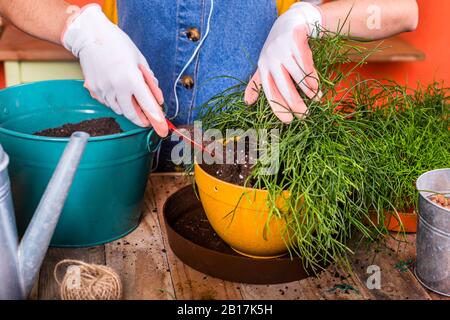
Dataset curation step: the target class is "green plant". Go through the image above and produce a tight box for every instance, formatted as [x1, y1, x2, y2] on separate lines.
[347, 80, 450, 214]
[394, 258, 415, 273]
[327, 284, 359, 294]
[197, 29, 450, 272]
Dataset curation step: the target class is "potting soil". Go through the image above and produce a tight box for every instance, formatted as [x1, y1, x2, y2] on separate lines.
[34, 117, 123, 137]
[172, 206, 234, 253]
[201, 139, 257, 187]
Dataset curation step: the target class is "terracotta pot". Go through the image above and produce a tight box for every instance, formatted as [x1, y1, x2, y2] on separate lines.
[384, 211, 417, 233]
[194, 163, 290, 259]
[370, 209, 417, 233]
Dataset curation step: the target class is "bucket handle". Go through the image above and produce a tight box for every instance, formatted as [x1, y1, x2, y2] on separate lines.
[146, 129, 162, 153]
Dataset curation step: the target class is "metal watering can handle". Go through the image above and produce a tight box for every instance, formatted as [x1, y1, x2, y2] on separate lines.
[0, 131, 89, 300]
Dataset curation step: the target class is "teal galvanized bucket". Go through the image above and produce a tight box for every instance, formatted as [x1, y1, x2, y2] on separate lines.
[0, 80, 161, 247]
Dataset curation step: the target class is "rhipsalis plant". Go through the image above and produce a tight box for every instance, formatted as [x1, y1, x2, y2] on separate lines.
[198, 28, 450, 272]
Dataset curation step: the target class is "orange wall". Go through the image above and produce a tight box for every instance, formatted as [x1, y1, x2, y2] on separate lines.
[359, 0, 450, 86]
[0, 0, 448, 88]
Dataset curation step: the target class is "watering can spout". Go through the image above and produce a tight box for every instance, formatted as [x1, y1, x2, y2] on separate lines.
[0, 131, 89, 299]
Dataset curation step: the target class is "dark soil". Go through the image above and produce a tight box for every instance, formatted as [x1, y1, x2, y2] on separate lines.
[34, 117, 123, 137]
[201, 139, 257, 187]
[171, 125, 259, 187]
[172, 206, 234, 254]
[202, 162, 255, 187]
[165, 186, 310, 284]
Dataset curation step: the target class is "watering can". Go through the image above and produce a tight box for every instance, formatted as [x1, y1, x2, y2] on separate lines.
[0, 131, 89, 300]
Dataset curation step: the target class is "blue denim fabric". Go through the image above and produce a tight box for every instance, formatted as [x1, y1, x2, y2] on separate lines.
[117, 0, 277, 125]
[117, 0, 277, 171]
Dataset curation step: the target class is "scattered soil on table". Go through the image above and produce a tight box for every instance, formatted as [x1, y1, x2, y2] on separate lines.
[172, 206, 235, 254]
[34, 117, 123, 137]
[429, 194, 450, 209]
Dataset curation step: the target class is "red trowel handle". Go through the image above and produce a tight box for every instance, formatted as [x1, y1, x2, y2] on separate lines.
[166, 119, 213, 156]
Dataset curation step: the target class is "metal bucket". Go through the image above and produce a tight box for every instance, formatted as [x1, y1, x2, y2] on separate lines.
[0, 80, 161, 247]
[415, 168, 450, 296]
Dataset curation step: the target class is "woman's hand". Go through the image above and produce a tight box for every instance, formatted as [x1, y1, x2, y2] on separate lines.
[62, 5, 169, 137]
[245, 0, 419, 123]
[244, 2, 323, 123]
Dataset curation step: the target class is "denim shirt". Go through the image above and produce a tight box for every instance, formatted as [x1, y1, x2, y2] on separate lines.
[117, 0, 278, 126]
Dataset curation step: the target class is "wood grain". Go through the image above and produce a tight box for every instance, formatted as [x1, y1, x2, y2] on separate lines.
[0, 26, 76, 61]
[150, 175, 243, 300]
[105, 182, 175, 300]
[347, 36, 425, 62]
[28, 278, 40, 300]
[38, 246, 105, 300]
[240, 263, 374, 300]
[385, 234, 450, 300]
[36, 175, 447, 300]
[349, 240, 431, 300]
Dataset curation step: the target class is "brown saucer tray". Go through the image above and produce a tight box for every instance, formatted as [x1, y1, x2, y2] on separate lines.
[163, 186, 312, 284]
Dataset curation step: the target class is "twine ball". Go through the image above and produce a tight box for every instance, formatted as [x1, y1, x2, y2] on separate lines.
[54, 259, 122, 300]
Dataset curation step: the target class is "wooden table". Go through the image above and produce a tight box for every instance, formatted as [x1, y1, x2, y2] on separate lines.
[33, 174, 446, 300]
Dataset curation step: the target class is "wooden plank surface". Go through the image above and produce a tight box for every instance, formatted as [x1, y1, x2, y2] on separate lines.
[37, 174, 447, 300]
[150, 175, 244, 300]
[385, 234, 450, 300]
[28, 277, 40, 300]
[0, 26, 76, 61]
[104, 183, 175, 300]
[239, 268, 372, 301]
[38, 246, 106, 300]
[349, 239, 431, 300]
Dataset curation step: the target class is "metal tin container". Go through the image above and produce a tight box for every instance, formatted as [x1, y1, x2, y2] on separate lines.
[415, 168, 450, 296]
[0, 80, 160, 247]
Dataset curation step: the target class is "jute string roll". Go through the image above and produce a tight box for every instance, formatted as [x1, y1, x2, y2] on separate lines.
[54, 259, 122, 300]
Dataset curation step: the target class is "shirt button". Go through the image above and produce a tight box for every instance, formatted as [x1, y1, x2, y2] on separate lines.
[186, 27, 201, 42]
[181, 75, 195, 89]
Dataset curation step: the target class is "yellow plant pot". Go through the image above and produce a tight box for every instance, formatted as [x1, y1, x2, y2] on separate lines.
[194, 163, 289, 259]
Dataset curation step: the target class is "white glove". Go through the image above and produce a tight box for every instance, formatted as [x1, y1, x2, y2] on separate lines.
[245, 2, 323, 123]
[62, 4, 168, 137]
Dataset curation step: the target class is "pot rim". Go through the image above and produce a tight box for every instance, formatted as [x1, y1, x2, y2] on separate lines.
[384, 210, 417, 216]
[193, 135, 271, 193]
[416, 168, 450, 212]
[0, 126, 150, 143]
[0, 80, 153, 143]
[194, 161, 270, 195]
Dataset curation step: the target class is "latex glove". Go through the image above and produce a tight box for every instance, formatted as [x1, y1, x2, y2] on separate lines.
[62, 4, 168, 137]
[244, 2, 323, 123]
